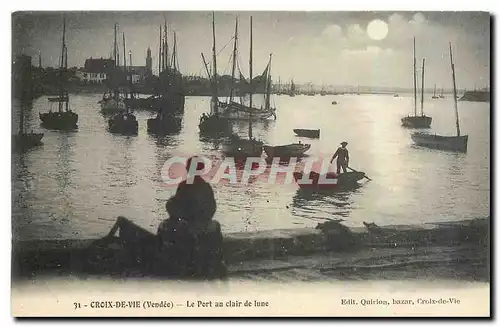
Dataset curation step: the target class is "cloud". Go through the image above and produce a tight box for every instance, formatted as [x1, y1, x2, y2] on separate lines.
[321, 24, 342, 39]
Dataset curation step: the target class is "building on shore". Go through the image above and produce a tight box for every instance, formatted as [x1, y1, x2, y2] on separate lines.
[76, 48, 153, 85]
[75, 57, 114, 84]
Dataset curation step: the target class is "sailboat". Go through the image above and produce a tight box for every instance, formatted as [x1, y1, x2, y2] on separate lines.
[215, 18, 276, 121]
[39, 18, 78, 130]
[107, 33, 138, 135]
[132, 21, 185, 114]
[13, 102, 44, 151]
[198, 13, 233, 136]
[289, 80, 296, 97]
[432, 84, 439, 99]
[99, 23, 126, 114]
[439, 88, 445, 99]
[401, 37, 432, 129]
[223, 16, 263, 158]
[411, 43, 468, 153]
[320, 85, 326, 96]
[147, 28, 183, 135]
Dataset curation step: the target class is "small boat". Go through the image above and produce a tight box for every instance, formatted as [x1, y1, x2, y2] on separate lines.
[199, 113, 232, 136]
[223, 135, 263, 158]
[100, 92, 127, 113]
[100, 23, 127, 114]
[198, 14, 234, 137]
[13, 132, 44, 151]
[108, 112, 138, 135]
[14, 103, 43, 151]
[393, 94, 399, 97]
[331, 101, 338, 105]
[401, 37, 432, 129]
[263, 142, 311, 158]
[222, 16, 264, 159]
[39, 18, 78, 131]
[293, 128, 320, 139]
[431, 84, 439, 99]
[411, 43, 468, 153]
[439, 88, 445, 99]
[411, 132, 468, 152]
[293, 170, 366, 191]
[147, 113, 182, 135]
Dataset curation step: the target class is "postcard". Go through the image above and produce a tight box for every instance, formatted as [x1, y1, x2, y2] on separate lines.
[11, 10, 490, 317]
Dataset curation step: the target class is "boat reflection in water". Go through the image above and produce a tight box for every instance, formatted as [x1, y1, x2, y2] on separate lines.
[291, 184, 363, 223]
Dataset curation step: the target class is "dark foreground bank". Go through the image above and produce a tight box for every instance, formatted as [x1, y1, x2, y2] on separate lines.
[12, 217, 489, 282]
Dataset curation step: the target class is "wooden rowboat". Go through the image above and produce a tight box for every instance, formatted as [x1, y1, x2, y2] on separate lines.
[293, 129, 320, 139]
[293, 170, 365, 191]
[263, 143, 311, 158]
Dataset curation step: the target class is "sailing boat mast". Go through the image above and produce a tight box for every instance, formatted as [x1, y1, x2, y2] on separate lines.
[58, 18, 66, 113]
[449, 42, 460, 137]
[229, 18, 238, 103]
[159, 25, 162, 74]
[164, 20, 168, 72]
[171, 31, 177, 71]
[413, 37, 417, 117]
[265, 54, 272, 110]
[211, 12, 218, 115]
[248, 16, 253, 140]
[420, 58, 425, 116]
[433, 84, 436, 97]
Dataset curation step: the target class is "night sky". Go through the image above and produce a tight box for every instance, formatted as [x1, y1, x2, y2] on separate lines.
[12, 11, 490, 89]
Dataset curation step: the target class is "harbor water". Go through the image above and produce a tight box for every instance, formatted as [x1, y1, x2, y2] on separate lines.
[12, 93, 490, 241]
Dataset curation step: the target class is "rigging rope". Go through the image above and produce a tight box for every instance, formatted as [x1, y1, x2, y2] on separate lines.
[217, 36, 235, 56]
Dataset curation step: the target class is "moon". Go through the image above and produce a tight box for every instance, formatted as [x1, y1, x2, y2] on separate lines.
[367, 19, 389, 41]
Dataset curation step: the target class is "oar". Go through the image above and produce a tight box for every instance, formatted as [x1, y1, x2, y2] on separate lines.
[347, 166, 372, 181]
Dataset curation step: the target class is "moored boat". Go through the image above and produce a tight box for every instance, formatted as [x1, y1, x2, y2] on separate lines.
[223, 135, 263, 158]
[39, 18, 78, 131]
[199, 113, 232, 136]
[100, 23, 127, 114]
[107, 32, 139, 136]
[198, 14, 233, 137]
[14, 102, 44, 151]
[411, 132, 468, 152]
[263, 142, 311, 158]
[401, 115, 432, 128]
[293, 128, 320, 139]
[147, 113, 182, 135]
[108, 112, 138, 135]
[401, 37, 432, 129]
[411, 43, 468, 153]
[13, 132, 44, 151]
[222, 16, 264, 159]
[293, 170, 366, 191]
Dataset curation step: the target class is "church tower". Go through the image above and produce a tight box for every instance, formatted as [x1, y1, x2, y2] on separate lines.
[146, 47, 152, 75]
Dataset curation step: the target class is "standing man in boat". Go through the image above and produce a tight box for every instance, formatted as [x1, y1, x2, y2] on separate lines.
[330, 141, 349, 174]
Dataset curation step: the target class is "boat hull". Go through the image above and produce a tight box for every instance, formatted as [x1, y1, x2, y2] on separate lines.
[125, 94, 185, 114]
[108, 113, 138, 135]
[147, 115, 182, 135]
[293, 129, 320, 139]
[263, 143, 311, 158]
[401, 115, 432, 128]
[223, 138, 264, 158]
[411, 132, 468, 152]
[293, 171, 365, 190]
[39, 111, 78, 130]
[100, 98, 127, 113]
[12, 132, 44, 151]
[199, 115, 232, 136]
[218, 101, 276, 120]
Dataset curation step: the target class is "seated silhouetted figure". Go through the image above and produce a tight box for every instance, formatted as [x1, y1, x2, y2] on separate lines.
[155, 156, 227, 280]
